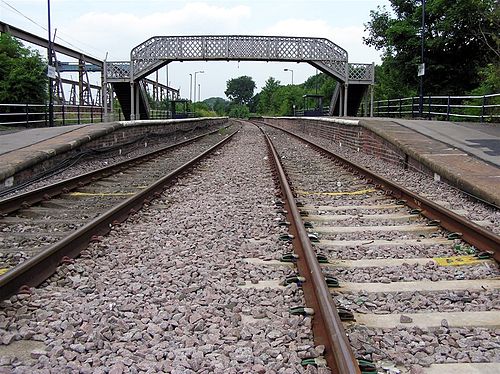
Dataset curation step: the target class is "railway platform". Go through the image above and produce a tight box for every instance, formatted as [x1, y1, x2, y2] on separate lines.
[358, 118, 500, 206]
[262, 116, 500, 207]
[360, 118, 500, 167]
[0, 118, 227, 189]
[1, 118, 499, 207]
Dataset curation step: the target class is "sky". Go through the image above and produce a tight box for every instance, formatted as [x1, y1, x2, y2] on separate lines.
[0, 0, 391, 100]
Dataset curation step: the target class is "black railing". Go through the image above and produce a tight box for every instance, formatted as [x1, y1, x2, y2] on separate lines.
[0, 103, 121, 127]
[371, 93, 500, 122]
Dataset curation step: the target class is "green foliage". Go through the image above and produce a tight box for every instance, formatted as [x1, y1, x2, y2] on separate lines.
[469, 63, 500, 95]
[193, 102, 217, 117]
[463, 63, 500, 120]
[257, 77, 282, 115]
[253, 73, 337, 116]
[303, 73, 337, 99]
[202, 97, 230, 115]
[227, 103, 250, 118]
[225, 76, 256, 105]
[373, 58, 416, 100]
[0, 33, 48, 104]
[364, 0, 499, 98]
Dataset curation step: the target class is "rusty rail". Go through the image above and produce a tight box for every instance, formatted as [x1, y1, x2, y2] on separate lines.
[259, 121, 500, 262]
[261, 127, 360, 373]
[0, 130, 237, 300]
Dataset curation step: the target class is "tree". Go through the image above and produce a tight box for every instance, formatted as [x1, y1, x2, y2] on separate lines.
[227, 103, 250, 118]
[202, 97, 230, 115]
[225, 76, 256, 104]
[257, 77, 281, 114]
[0, 33, 48, 104]
[193, 102, 217, 117]
[364, 0, 499, 97]
[303, 73, 337, 102]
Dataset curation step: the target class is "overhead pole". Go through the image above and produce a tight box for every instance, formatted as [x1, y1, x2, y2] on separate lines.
[418, 0, 426, 118]
[189, 73, 192, 102]
[47, 0, 54, 126]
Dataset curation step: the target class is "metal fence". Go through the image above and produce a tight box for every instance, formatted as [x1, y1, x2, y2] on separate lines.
[0, 103, 120, 127]
[372, 93, 500, 122]
[294, 106, 331, 117]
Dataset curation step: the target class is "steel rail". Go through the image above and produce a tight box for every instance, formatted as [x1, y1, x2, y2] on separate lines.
[0, 131, 237, 300]
[259, 121, 500, 262]
[0, 127, 228, 216]
[260, 126, 360, 373]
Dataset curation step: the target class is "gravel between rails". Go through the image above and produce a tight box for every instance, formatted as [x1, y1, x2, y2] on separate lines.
[347, 325, 500, 367]
[333, 289, 500, 314]
[0, 124, 226, 200]
[0, 123, 328, 373]
[328, 262, 500, 283]
[0, 129, 237, 270]
[272, 123, 500, 235]
[263, 124, 500, 372]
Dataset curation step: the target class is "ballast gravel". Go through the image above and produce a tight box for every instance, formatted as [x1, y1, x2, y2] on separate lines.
[0, 131, 238, 270]
[318, 243, 461, 260]
[328, 262, 500, 283]
[333, 289, 500, 314]
[347, 325, 500, 368]
[263, 124, 499, 370]
[273, 122, 499, 235]
[0, 124, 328, 373]
[0, 123, 224, 199]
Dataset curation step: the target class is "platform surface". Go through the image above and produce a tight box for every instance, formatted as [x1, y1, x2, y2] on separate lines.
[0, 124, 92, 156]
[356, 118, 500, 206]
[372, 118, 500, 167]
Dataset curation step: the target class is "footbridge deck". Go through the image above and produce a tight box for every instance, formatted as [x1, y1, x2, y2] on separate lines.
[106, 35, 374, 119]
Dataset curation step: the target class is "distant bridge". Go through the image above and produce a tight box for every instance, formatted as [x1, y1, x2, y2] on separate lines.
[106, 35, 374, 119]
[1, 21, 179, 113]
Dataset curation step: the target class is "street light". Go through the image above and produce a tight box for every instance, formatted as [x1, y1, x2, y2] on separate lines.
[194, 71, 204, 102]
[284, 68, 294, 85]
[198, 84, 201, 102]
[189, 73, 193, 102]
[47, 0, 54, 126]
[418, 0, 426, 117]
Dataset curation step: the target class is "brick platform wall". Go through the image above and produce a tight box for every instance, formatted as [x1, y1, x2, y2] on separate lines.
[1, 118, 228, 189]
[263, 117, 435, 177]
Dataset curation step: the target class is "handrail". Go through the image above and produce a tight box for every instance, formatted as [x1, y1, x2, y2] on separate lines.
[370, 93, 500, 121]
[0, 103, 112, 127]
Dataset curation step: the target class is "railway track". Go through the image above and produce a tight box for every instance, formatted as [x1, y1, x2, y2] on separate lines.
[0, 121, 498, 372]
[0, 124, 321, 372]
[0, 126, 237, 299]
[252, 121, 500, 373]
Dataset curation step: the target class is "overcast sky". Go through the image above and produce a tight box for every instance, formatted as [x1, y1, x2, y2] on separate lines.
[1, 0, 390, 100]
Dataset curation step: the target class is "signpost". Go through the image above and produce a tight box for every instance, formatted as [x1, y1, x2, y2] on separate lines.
[47, 65, 56, 79]
[417, 63, 425, 77]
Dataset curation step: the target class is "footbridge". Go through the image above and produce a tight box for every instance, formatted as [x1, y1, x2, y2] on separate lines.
[105, 35, 374, 120]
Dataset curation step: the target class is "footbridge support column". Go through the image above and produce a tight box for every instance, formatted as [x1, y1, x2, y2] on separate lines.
[103, 62, 108, 122]
[343, 83, 348, 117]
[130, 81, 135, 121]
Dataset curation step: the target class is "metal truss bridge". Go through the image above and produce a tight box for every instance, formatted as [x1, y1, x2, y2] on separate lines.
[1, 21, 179, 117]
[105, 35, 375, 119]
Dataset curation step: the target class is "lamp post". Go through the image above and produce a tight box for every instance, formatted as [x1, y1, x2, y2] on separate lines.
[193, 71, 204, 103]
[284, 68, 294, 85]
[418, 0, 426, 117]
[189, 73, 193, 103]
[315, 68, 319, 94]
[47, 0, 54, 126]
[198, 84, 201, 102]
